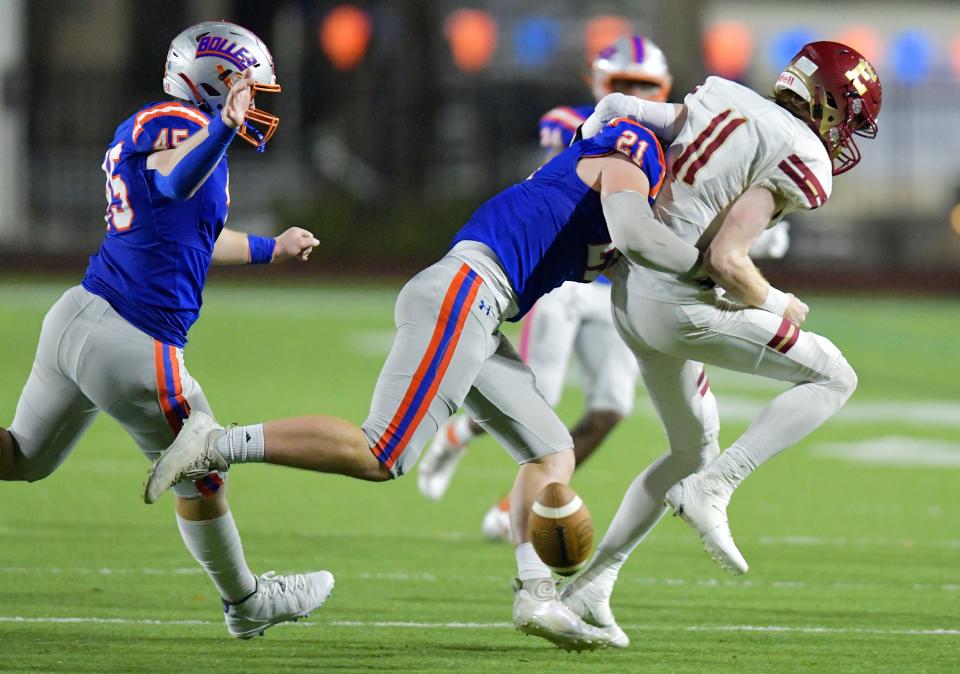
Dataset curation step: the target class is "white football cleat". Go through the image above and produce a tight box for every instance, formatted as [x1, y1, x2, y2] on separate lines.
[143, 411, 228, 504]
[225, 570, 334, 639]
[560, 568, 629, 648]
[664, 473, 749, 575]
[417, 420, 469, 501]
[513, 578, 614, 651]
[480, 503, 511, 542]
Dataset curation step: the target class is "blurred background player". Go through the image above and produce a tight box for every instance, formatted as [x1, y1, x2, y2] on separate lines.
[0, 21, 329, 639]
[143, 101, 709, 649]
[417, 35, 790, 542]
[562, 41, 881, 646]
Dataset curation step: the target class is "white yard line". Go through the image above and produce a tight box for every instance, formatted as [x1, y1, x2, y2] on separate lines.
[1, 567, 956, 594]
[0, 615, 956, 637]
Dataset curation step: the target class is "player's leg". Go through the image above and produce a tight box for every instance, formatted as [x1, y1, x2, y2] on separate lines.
[419, 284, 579, 502]
[568, 284, 640, 468]
[472, 285, 581, 534]
[2, 287, 100, 483]
[463, 336, 612, 648]
[562, 347, 719, 643]
[616, 289, 856, 572]
[74, 299, 331, 637]
[144, 259, 501, 495]
[686, 307, 857, 485]
[658, 301, 856, 571]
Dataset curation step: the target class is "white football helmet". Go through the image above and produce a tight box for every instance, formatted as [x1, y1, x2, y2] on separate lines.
[163, 21, 281, 151]
[591, 35, 672, 102]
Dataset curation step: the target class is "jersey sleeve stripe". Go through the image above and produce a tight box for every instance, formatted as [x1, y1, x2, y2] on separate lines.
[778, 158, 821, 208]
[541, 107, 588, 131]
[672, 109, 732, 178]
[132, 105, 209, 142]
[680, 117, 746, 185]
[787, 154, 827, 204]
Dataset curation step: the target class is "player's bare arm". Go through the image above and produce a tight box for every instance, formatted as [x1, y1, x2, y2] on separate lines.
[211, 227, 320, 265]
[703, 186, 808, 324]
[576, 153, 701, 275]
[146, 71, 255, 199]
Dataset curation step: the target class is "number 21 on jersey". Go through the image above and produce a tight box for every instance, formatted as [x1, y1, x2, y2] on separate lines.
[102, 142, 133, 232]
[614, 129, 648, 166]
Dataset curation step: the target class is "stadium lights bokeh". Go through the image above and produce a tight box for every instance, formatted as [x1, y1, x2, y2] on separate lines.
[703, 21, 754, 79]
[319, 4, 372, 71]
[316, 7, 952, 86]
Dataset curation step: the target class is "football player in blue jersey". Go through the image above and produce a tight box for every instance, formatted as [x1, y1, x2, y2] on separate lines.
[0, 22, 329, 638]
[418, 35, 675, 538]
[144, 106, 714, 648]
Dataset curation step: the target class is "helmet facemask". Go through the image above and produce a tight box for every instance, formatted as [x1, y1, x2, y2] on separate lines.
[811, 85, 877, 175]
[237, 83, 282, 153]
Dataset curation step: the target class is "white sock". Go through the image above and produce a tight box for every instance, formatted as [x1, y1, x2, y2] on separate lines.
[515, 542, 551, 581]
[217, 424, 265, 464]
[704, 443, 758, 491]
[176, 511, 257, 603]
[449, 415, 476, 448]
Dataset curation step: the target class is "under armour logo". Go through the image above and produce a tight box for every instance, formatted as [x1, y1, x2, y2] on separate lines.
[478, 299, 492, 316]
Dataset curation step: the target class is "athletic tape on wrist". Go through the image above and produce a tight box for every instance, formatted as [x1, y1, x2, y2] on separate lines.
[760, 286, 790, 316]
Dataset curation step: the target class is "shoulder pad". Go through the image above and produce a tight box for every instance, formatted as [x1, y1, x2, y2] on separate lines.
[129, 102, 209, 152]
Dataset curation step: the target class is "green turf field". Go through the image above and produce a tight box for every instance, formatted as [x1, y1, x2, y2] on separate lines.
[1, 281, 958, 673]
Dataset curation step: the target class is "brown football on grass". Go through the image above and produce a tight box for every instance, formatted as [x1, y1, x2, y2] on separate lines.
[528, 482, 594, 576]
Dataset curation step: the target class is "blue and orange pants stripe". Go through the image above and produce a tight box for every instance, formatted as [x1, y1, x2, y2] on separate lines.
[153, 340, 223, 496]
[154, 340, 192, 433]
[372, 264, 483, 470]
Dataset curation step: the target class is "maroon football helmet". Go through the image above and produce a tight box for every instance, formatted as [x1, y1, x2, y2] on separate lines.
[774, 40, 882, 175]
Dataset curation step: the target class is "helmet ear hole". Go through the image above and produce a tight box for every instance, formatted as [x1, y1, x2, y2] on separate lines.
[200, 82, 221, 98]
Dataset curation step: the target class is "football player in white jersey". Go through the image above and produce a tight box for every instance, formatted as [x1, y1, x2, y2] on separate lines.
[560, 41, 882, 646]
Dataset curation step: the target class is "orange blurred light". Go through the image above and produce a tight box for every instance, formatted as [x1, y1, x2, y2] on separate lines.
[584, 15, 631, 61]
[445, 9, 497, 73]
[834, 26, 882, 66]
[320, 4, 372, 71]
[703, 21, 753, 78]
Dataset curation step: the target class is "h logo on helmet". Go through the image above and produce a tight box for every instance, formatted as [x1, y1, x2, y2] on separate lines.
[844, 60, 877, 96]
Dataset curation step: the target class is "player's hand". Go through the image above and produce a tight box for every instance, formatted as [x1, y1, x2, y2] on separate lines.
[784, 294, 809, 325]
[221, 70, 256, 129]
[272, 227, 320, 263]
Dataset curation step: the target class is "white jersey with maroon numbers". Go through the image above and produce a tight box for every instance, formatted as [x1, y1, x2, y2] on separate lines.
[629, 76, 832, 303]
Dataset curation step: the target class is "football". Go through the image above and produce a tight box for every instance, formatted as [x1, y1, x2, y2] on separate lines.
[528, 482, 594, 575]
